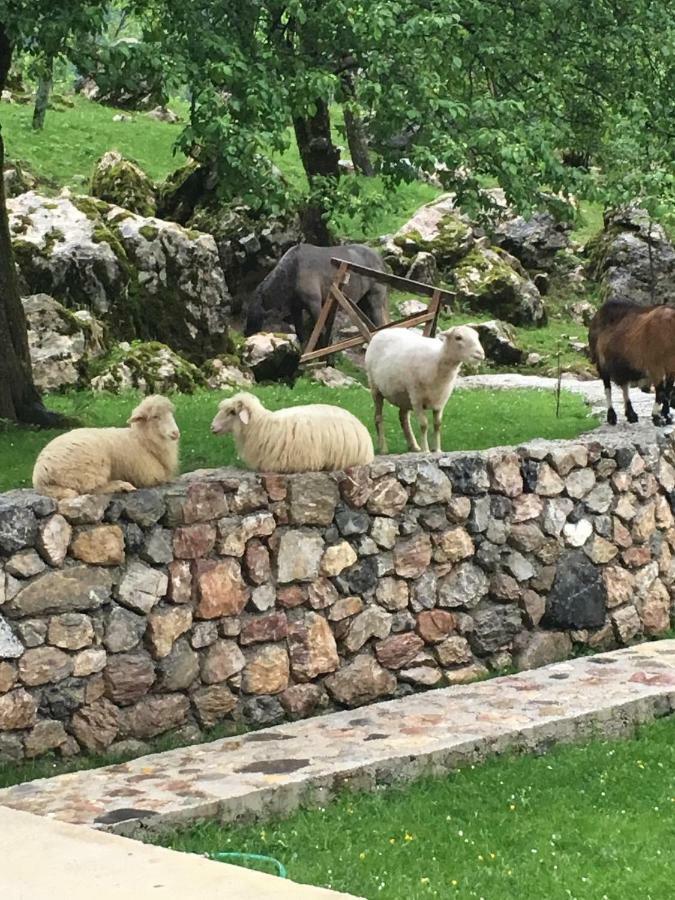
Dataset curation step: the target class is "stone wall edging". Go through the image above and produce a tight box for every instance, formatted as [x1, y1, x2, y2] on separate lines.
[1, 425, 674, 762]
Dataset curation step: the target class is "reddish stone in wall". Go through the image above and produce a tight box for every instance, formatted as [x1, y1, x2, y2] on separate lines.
[193, 559, 249, 619]
[173, 524, 216, 559]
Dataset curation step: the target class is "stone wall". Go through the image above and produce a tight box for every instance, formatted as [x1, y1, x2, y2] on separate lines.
[1, 428, 674, 762]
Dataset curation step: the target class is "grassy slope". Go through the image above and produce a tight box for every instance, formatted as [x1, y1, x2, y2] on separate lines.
[157, 715, 675, 900]
[0, 382, 594, 493]
[0, 96, 188, 187]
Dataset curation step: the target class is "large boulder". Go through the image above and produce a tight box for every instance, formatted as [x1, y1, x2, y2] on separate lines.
[383, 195, 545, 325]
[242, 333, 301, 382]
[90, 341, 206, 394]
[587, 206, 675, 305]
[467, 319, 524, 365]
[493, 212, 572, 272]
[385, 196, 474, 273]
[90, 152, 156, 217]
[451, 244, 546, 326]
[23, 294, 106, 392]
[8, 191, 231, 360]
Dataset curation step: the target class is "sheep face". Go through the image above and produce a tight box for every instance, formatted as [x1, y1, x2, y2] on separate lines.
[128, 396, 180, 443]
[439, 326, 485, 363]
[211, 393, 258, 435]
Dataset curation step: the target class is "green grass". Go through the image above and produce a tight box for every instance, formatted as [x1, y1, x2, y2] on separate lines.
[0, 380, 595, 493]
[570, 200, 605, 246]
[155, 715, 675, 900]
[0, 95, 187, 188]
[0, 92, 439, 240]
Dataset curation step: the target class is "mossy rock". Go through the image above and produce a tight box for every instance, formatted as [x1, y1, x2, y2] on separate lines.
[90, 151, 157, 217]
[89, 340, 206, 394]
[451, 246, 546, 326]
[8, 191, 231, 361]
[394, 213, 474, 269]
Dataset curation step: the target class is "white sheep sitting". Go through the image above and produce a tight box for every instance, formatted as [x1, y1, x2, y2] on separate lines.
[210, 392, 374, 472]
[33, 395, 180, 499]
[365, 325, 484, 453]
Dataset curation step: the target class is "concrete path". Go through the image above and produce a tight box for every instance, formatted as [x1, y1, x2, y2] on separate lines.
[1, 642, 673, 839]
[0, 806, 360, 900]
[458, 372, 670, 427]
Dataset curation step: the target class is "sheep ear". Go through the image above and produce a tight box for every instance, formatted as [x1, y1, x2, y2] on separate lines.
[128, 410, 146, 425]
[238, 407, 250, 425]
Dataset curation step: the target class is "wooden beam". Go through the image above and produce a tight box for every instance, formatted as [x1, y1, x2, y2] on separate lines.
[423, 289, 443, 337]
[330, 257, 456, 303]
[302, 261, 349, 355]
[300, 310, 435, 362]
[330, 284, 373, 343]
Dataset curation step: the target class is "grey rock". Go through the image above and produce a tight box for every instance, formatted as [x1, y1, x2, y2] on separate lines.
[544, 550, 607, 629]
[470, 604, 522, 654]
[142, 527, 173, 564]
[0, 615, 23, 659]
[104, 607, 147, 653]
[438, 563, 489, 609]
[4, 566, 113, 618]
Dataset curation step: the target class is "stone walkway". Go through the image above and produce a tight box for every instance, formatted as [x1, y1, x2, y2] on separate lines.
[1, 641, 674, 838]
[459, 372, 668, 425]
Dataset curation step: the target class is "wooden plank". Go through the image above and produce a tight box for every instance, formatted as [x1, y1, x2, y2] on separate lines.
[330, 257, 456, 303]
[423, 289, 443, 337]
[300, 311, 435, 362]
[330, 285, 373, 343]
[302, 261, 348, 354]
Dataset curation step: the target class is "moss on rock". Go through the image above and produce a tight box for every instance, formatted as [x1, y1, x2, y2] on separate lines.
[90, 151, 157, 217]
[451, 245, 546, 326]
[89, 340, 206, 394]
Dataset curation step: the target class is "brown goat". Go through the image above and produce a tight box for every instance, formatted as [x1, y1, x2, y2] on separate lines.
[588, 300, 675, 426]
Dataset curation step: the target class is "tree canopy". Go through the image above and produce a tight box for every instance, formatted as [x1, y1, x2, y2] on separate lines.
[132, 0, 674, 226]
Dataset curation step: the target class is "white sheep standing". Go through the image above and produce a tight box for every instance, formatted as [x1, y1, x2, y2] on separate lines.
[210, 392, 374, 472]
[365, 325, 484, 453]
[33, 395, 180, 499]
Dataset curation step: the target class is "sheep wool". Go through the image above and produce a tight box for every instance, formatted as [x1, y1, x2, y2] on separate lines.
[365, 325, 484, 453]
[33, 395, 180, 499]
[211, 393, 374, 473]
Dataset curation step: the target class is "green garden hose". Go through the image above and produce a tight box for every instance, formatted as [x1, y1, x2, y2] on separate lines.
[206, 850, 289, 879]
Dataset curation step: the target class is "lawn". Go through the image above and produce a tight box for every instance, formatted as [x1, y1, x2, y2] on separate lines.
[155, 714, 675, 900]
[0, 93, 439, 241]
[0, 381, 595, 493]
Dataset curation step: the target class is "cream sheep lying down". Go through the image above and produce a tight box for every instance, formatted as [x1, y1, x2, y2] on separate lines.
[33, 395, 180, 499]
[211, 392, 374, 473]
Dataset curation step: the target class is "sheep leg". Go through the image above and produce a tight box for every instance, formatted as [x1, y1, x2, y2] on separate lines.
[414, 405, 430, 453]
[372, 388, 388, 454]
[603, 377, 617, 426]
[431, 408, 444, 453]
[622, 383, 638, 423]
[399, 408, 421, 453]
[97, 481, 137, 494]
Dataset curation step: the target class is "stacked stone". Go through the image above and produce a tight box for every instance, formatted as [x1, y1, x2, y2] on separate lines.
[1, 428, 674, 763]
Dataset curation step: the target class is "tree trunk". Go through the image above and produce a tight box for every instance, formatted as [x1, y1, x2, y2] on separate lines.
[293, 98, 340, 245]
[32, 57, 53, 131]
[343, 105, 374, 176]
[0, 30, 62, 426]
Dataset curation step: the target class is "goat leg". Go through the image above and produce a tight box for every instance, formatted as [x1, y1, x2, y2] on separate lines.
[603, 377, 617, 426]
[621, 383, 638, 424]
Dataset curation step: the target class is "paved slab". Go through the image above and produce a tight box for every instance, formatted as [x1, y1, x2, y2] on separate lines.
[0, 806, 361, 900]
[1, 642, 674, 839]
